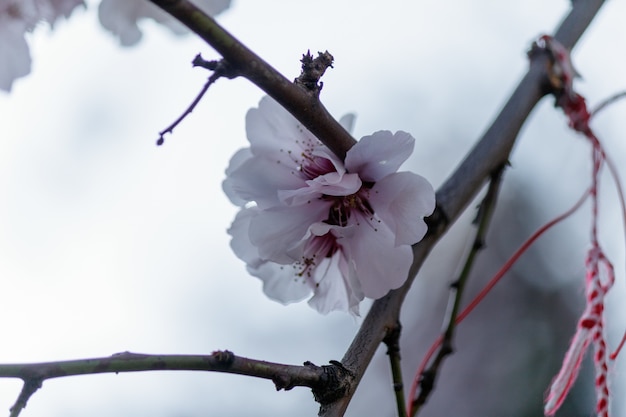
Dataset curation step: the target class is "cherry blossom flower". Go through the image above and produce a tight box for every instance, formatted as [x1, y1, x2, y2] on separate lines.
[0, 0, 84, 92]
[224, 96, 435, 314]
[98, 0, 231, 46]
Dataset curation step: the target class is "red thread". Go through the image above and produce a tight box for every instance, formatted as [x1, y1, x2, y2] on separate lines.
[406, 188, 589, 416]
[408, 35, 626, 417]
[541, 35, 623, 417]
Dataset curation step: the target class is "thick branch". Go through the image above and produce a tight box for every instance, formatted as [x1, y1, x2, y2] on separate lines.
[147, 1, 604, 416]
[148, 0, 356, 161]
[0, 350, 326, 386]
[321, 1, 605, 416]
[2, 351, 328, 416]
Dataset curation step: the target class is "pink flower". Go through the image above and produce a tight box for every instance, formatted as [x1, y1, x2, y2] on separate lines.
[224, 96, 435, 314]
[97, 0, 231, 46]
[0, 0, 84, 91]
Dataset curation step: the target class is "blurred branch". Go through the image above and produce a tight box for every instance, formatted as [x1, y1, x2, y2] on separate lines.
[409, 166, 505, 417]
[146, 1, 604, 416]
[2, 350, 336, 417]
[590, 90, 626, 117]
[383, 321, 407, 417]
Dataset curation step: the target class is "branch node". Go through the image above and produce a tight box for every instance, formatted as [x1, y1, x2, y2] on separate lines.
[309, 360, 354, 406]
[294, 50, 334, 95]
[272, 374, 293, 391]
[211, 350, 235, 368]
[192, 54, 239, 79]
[383, 321, 402, 356]
[417, 369, 434, 398]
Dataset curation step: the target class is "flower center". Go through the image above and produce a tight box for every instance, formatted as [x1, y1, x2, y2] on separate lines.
[325, 189, 374, 227]
[294, 232, 339, 278]
[299, 153, 336, 179]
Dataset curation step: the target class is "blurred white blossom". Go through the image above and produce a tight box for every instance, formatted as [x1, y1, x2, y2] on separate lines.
[224, 96, 435, 314]
[97, 0, 231, 46]
[0, 0, 84, 91]
[0, 0, 231, 91]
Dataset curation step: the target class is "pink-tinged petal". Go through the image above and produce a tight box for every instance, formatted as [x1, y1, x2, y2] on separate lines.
[345, 131, 415, 182]
[310, 148, 345, 176]
[250, 261, 312, 304]
[369, 171, 436, 246]
[222, 148, 252, 206]
[249, 203, 330, 263]
[307, 253, 363, 315]
[227, 207, 263, 269]
[339, 218, 413, 299]
[225, 153, 307, 209]
[246, 96, 320, 158]
[307, 172, 361, 197]
[276, 167, 358, 206]
[277, 186, 324, 207]
[229, 209, 312, 303]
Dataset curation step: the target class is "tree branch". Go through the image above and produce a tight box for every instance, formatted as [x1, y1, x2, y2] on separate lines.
[2, 351, 332, 417]
[148, 0, 357, 161]
[145, 1, 604, 416]
[410, 166, 505, 416]
[383, 321, 407, 417]
[320, 1, 605, 416]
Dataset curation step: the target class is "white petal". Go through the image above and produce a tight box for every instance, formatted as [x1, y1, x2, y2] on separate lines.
[225, 152, 306, 209]
[275, 172, 360, 205]
[227, 207, 263, 268]
[369, 171, 436, 246]
[307, 253, 363, 315]
[277, 183, 325, 206]
[306, 172, 361, 197]
[345, 131, 415, 182]
[98, 0, 147, 46]
[248, 203, 331, 263]
[246, 96, 318, 158]
[250, 261, 312, 304]
[229, 209, 312, 303]
[339, 218, 413, 299]
[222, 148, 252, 206]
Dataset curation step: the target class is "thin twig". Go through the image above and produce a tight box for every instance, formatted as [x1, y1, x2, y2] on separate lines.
[383, 322, 407, 417]
[405, 186, 591, 417]
[408, 166, 506, 417]
[157, 57, 238, 145]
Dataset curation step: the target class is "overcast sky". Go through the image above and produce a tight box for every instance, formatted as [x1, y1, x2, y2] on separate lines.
[1, 1, 626, 416]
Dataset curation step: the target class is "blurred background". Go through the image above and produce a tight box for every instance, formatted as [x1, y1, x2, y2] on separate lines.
[1, 1, 626, 416]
